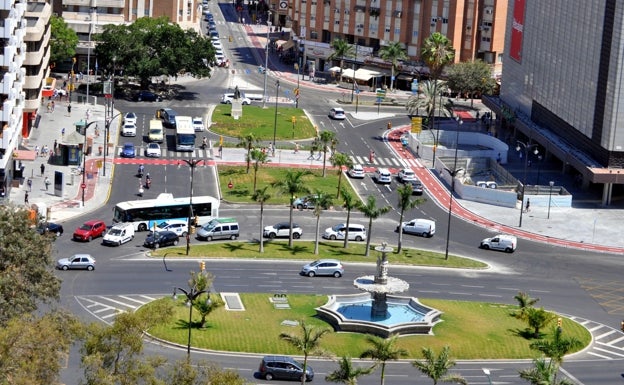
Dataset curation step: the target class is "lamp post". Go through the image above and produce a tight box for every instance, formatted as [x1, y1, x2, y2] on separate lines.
[262, 13, 271, 108]
[85, 7, 95, 105]
[103, 112, 121, 177]
[350, 44, 359, 103]
[516, 140, 539, 227]
[272, 80, 280, 156]
[536, 154, 543, 186]
[81, 120, 100, 207]
[482, 368, 493, 385]
[548, 180, 554, 219]
[294, 62, 300, 108]
[172, 284, 209, 361]
[178, 157, 205, 255]
[443, 117, 462, 260]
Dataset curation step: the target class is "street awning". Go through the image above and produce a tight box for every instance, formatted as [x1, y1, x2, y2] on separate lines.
[329, 66, 342, 73]
[12, 150, 37, 161]
[397, 74, 414, 81]
[281, 40, 295, 50]
[340, 68, 355, 79]
[354, 68, 383, 81]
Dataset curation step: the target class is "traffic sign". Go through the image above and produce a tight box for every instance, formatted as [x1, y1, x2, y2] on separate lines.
[81, 183, 86, 189]
[411, 117, 422, 133]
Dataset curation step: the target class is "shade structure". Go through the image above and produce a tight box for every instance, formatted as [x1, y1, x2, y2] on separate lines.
[340, 68, 355, 79]
[329, 66, 342, 73]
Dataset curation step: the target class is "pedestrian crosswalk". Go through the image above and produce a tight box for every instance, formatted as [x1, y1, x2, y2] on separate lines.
[117, 146, 215, 160]
[349, 155, 420, 169]
[76, 294, 165, 323]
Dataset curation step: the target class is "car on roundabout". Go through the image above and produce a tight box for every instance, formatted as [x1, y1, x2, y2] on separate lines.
[56, 254, 96, 271]
[150, 219, 189, 237]
[143, 231, 180, 249]
[263, 222, 302, 239]
[73, 220, 107, 242]
[328, 107, 346, 120]
[192, 117, 205, 132]
[145, 143, 161, 157]
[301, 259, 344, 277]
[134, 90, 162, 102]
[37, 222, 64, 236]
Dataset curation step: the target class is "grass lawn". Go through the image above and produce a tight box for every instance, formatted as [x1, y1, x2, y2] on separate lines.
[219, 166, 352, 205]
[147, 294, 591, 359]
[151, 240, 485, 268]
[211, 105, 317, 141]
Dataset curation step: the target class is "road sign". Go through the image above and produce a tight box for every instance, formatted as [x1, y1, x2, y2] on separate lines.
[96, 160, 103, 169]
[411, 117, 423, 133]
[81, 183, 86, 189]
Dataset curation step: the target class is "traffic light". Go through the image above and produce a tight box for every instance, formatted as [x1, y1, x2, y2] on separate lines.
[557, 317, 562, 328]
[200, 261, 205, 271]
[387, 121, 392, 130]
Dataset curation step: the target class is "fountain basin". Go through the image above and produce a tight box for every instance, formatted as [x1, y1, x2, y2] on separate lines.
[316, 293, 443, 338]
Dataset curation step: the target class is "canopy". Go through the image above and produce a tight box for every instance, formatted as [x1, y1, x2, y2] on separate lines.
[340, 68, 355, 79]
[354, 68, 383, 81]
[328, 66, 342, 73]
[12, 150, 37, 161]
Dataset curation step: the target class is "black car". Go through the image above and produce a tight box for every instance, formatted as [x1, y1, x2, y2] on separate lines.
[134, 90, 162, 102]
[143, 231, 179, 249]
[407, 179, 424, 195]
[259, 356, 314, 382]
[37, 222, 64, 236]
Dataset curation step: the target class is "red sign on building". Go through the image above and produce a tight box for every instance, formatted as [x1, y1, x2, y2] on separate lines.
[510, 0, 525, 63]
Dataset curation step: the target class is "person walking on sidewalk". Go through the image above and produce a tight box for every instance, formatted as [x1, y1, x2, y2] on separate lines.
[44, 176, 51, 191]
[27, 178, 32, 192]
[24, 191, 29, 205]
[40, 163, 45, 176]
[525, 199, 531, 213]
[67, 104, 71, 116]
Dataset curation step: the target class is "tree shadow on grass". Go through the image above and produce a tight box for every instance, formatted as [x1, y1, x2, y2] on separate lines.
[510, 327, 545, 340]
[220, 168, 245, 177]
[175, 319, 214, 330]
[276, 243, 310, 255]
[222, 243, 246, 252]
[225, 188, 250, 198]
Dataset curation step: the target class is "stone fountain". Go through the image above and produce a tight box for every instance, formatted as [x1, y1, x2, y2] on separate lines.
[316, 243, 442, 337]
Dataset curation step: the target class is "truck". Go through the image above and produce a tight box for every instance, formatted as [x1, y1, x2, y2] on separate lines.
[174, 116, 195, 151]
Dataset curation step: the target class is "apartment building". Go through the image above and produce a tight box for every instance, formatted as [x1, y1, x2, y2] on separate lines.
[484, 0, 624, 204]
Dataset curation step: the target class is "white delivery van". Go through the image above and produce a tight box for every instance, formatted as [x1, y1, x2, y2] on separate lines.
[480, 234, 517, 253]
[196, 218, 240, 241]
[102, 223, 135, 246]
[148, 119, 164, 142]
[400, 218, 436, 237]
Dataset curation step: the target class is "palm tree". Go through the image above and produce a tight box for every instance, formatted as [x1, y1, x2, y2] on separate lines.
[326, 356, 373, 385]
[525, 307, 557, 339]
[271, 170, 311, 247]
[519, 357, 575, 385]
[308, 191, 333, 254]
[420, 32, 455, 164]
[530, 326, 582, 366]
[249, 148, 270, 193]
[358, 196, 391, 256]
[396, 183, 425, 253]
[379, 42, 407, 91]
[340, 188, 361, 249]
[331, 152, 353, 198]
[236, 133, 258, 173]
[328, 39, 356, 79]
[405, 80, 447, 119]
[318, 130, 337, 177]
[359, 334, 408, 385]
[280, 320, 330, 385]
[512, 291, 540, 320]
[412, 346, 467, 385]
[252, 186, 271, 253]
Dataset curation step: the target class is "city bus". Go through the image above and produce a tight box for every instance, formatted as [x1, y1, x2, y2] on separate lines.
[112, 193, 219, 232]
[175, 116, 196, 151]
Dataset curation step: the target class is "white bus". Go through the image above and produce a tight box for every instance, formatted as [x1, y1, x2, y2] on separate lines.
[175, 116, 196, 151]
[112, 193, 219, 232]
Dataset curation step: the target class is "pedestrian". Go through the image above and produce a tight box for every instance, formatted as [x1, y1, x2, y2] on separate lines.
[308, 146, 315, 160]
[27, 178, 32, 192]
[61, 127, 65, 137]
[51, 101, 55, 112]
[24, 191, 29, 205]
[294, 143, 300, 153]
[525, 199, 530, 213]
[86, 108, 91, 121]
[40, 163, 45, 176]
[44, 176, 50, 190]
[53, 140, 58, 152]
[34, 145, 39, 158]
[47, 102, 52, 112]
[218, 145, 223, 158]
[67, 104, 71, 116]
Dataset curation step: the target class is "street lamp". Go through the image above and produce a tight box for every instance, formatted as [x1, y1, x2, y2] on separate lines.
[178, 157, 206, 255]
[516, 140, 539, 227]
[548, 180, 554, 219]
[85, 8, 95, 105]
[482, 368, 493, 385]
[103, 112, 121, 177]
[444, 117, 463, 260]
[272, 80, 280, 156]
[262, 13, 272, 108]
[350, 44, 359, 103]
[81, 120, 100, 207]
[294, 61, 300, 108]
[172, 284, 209, 361]
[536, 154, 543, 186]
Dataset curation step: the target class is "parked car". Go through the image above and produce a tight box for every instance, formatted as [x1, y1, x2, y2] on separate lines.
[301, 259, 344, 277]
[123, 112, 137, 125]
[348, 164, 365, 179]
[406, 179, 424, 195]
[258, 356, 314, 382]
[329, 107, 346, 120]
[73, 220, 107, 242]
[480, 234, 517, 253]
[397, 168, 417, 183]
[37, 222, 64, 236]
[373, 168, 392, 184]
[322, 223, 367, 241]
[263, 222, 302, 239]
[151, 220, 189, 237]
[56, 254, 96, 271]
[145, 143, 161, 157]
[134, 90, 161, 102]
[143, 231, 180, 249]
[121, 142, 136, 158]
[192, 117, 205, 132]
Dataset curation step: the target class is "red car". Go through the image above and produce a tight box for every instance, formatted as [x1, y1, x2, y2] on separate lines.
[73, 220, 107, 242]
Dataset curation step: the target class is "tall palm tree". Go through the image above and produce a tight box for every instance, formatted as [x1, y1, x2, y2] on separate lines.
[252, 186, 271, 253]
[359, 334, 408, 385]
[280, 320, 330, 385]
[525, 307, 557, 338]
[357, 196, 391, 256]
[396, 183, 425, 253]
[318, 130, 337, 177]
[236, 133, 258, 174]
[309, 191, 333, 255]
[412, 346, 467, 385]
[249, 148, 270, 193]
[518, 357, 574, 385]
[340, 188, 361, 249]
[405, 80, 447, 119]
[512, 291, 540, 320]
[530, 326, 582, 366]
[328, 39, 356, 79]
[325, 356, 373, 385]
[331, 152, 353, 198]
[420, 32, 455, 165]
[271, 170, 311, 247]
[379, 41, 407, 91]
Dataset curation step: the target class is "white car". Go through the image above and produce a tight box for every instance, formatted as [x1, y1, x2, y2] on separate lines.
[145, 143, 161, 157]
[152, 220, 189, 237]
[221, 93, 251, 105]
[348, 164, 365, 179]
[212, 40, 222, 49]
[193, 117, 205, 132]
[397, 168, 417, 183]
[123, 112, 137, 125]
[329, 107, 346, 120]
[121, 123, 137, 137]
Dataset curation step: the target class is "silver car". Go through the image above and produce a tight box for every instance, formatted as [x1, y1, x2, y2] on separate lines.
[56, 254, 96, 271]
[301, 259, 344, 278]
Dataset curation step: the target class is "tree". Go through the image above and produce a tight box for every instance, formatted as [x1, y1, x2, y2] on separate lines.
[358, 196, 391, 256]
[340, 188, 362, 249]
[250, 148, 270, 192]
[252, 186, 271, 253]
[512, 291, 540, 320]
[188, 270, 222, 328]
[280, 320, 330, 385]
[309, 191, 333, 254]
[272, 170, 311, 247]
[50, 15, 79, 65]
[326, 355, 373, 385]
[165, 360, 248, 385]
[518, 357, 575, 385]
[412, 346, 467, 385]
[405, 80, 447, 121]
[328, 39, 356, 77]
[0, 206, 61, 325]
[530, 326, 582, 366]
[331, 152, 353, 198]
[379, 42, 408, 91]
[445, 60, 497, 104]
[0, 310, 82, 385]
[396, 183, 425, 253]
[318, 130, 337, 177]
[359, 334, 408, 385]
[525, 307, 557, 339]
[237, 133, 259, 174]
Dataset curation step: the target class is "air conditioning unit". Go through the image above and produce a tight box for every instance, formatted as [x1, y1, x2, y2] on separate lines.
[485, 8, 493, 14]
[357, 28, 362, 33]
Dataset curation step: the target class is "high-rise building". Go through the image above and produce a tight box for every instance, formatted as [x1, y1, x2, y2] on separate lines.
[484, 0, 623, 204]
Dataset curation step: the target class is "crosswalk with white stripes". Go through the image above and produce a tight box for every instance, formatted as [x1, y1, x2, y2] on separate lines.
[118, 146, 214, 160]
[76, 294, 165, 323]
[349, 155, 420, 169]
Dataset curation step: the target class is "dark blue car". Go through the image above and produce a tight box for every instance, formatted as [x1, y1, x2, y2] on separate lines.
[121, 142, 135, 158]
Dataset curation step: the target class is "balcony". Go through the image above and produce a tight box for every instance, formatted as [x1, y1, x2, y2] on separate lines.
[353, 5, 366, 12]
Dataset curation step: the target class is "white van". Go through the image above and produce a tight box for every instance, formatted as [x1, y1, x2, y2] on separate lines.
[196, 218, 240, 241]
[399, 218, 436, 238]
[148, 119, 164, 142]
[102, 223, 135, 246]
[480, 234, 517, 253]
[322, 223, 367, 241]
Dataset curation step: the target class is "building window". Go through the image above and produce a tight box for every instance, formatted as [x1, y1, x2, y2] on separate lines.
[385, 27, 390, 32]
[311, 31, 318, 39]
[482, 37, 491, 42]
